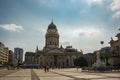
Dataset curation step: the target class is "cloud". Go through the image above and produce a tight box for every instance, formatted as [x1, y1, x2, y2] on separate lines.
[39, 28, 46, 33]
[70, 0, 104, 5]
[110, 0, 120, 11]
[72, 28, 102, 38]
[0, 24, 24, 32]
[85, 0, 104, 5]
[37, 0, 58, 8]
[59, 42, 70, 47]
[59, 26, 104, 53]
[110, 0, 120, 18]
[59, 24, 103, 41]
[112, 11, 120, 18]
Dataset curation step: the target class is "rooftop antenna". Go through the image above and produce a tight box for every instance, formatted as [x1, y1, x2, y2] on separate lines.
[51, 18, 53, 23]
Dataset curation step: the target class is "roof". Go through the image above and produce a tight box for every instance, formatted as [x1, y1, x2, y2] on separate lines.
[45, 48, 65, 55]
[116, 33, 120, 37]
[65, 46, 77, 52]
[25, 52, 35, 56]
[48, 22, 56, 29]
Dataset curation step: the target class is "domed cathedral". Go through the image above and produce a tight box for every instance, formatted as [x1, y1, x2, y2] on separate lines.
[44, 21, 59, 50]
[33, 21, 82, 68]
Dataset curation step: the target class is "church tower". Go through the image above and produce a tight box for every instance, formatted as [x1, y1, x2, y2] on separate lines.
[45, 21, 59, 49]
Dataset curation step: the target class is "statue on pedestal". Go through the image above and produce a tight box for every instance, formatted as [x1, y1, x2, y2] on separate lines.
[92, 52, 106, 71]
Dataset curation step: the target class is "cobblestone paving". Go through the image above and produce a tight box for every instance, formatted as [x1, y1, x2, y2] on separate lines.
[0, 68, 120, 80]
[0, 69, 31, 80]
[33, 69, 73, 80]
[0, 69, 18, 78]
[50, 68, 120, 80]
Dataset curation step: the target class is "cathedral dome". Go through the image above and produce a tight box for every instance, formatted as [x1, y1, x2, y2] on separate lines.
[48, 22, 56, 29]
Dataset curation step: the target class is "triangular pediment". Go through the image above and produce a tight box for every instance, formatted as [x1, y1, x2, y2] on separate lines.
[45, 48, 65, 55]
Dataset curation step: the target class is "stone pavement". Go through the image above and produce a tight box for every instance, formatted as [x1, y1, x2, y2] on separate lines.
[33, 69, 73, 80]
[33, 68, 120, 80]
[0, 68, 120, 80]
[0, 69, 31, 80]
[0, 69, 18, 78]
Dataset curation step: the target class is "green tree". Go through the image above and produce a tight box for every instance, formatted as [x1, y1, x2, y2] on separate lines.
[100, 51, 110, 65]
[74, 56, 88, 68]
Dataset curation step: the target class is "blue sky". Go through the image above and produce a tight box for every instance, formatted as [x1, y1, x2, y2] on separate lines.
[0, 0, 120, 54]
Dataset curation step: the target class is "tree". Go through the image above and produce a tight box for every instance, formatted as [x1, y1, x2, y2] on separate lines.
[100, 51, 110, 65]
[74, 56, 88, 68]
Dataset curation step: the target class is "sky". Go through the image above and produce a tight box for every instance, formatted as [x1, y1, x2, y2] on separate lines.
[0, 0, 120, 55]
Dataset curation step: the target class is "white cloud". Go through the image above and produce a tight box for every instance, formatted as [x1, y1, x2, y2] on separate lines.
[40, 28, 46, 33]
[59, 26, 103, 53]
[110, 0, 120, 18]
[112, 11, 120, 18]
[59, 25, 103, 46]
[0, 24, 24, 32]
[85, 0, 104, 5]
[71, 28, 102, 38]
[110, 0, 120, 11]
[70, 0, 104, 5]
[37, 0, 58, 8]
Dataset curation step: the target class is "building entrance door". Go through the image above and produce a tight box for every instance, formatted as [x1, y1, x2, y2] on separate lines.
[54, 55, 57, 66]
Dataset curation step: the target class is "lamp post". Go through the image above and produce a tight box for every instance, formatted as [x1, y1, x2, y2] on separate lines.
[100, 41, 104, 47]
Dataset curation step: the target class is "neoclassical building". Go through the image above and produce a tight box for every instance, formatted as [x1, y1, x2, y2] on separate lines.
[109, 32, 120, 67]
[25, 22, 82, 67]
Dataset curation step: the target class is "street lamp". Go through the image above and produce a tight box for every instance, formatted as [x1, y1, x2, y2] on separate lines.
[100, 41, 104, 47]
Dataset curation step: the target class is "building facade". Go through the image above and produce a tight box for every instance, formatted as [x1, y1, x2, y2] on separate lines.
[0, 42, 9, 66]
[25, 22, 82, 68]
[9, 50, 18, 67]
[4, 47, 9, 63]
[14, 48, 23, 63]
[109, 32, 120, 67]
[25, 52, 35, 64]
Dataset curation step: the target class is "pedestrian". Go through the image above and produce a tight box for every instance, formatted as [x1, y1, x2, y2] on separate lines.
[46, 66, 49, 72]
[44, 66, 47, 72]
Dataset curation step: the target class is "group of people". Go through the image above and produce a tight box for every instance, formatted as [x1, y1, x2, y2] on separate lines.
[43, 66, 49, 72]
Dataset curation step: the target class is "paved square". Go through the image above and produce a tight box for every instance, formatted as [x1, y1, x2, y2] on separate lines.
[0, 69, 31, 80]
[0, 68, 120, 80]
[33, 69, 73, 80]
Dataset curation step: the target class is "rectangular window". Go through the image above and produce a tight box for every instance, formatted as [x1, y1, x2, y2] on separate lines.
[116, 46, 119, 51]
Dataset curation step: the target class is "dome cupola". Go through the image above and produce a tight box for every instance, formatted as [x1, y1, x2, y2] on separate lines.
[48, 22, 56, 29]
[45, 21, 59, 49]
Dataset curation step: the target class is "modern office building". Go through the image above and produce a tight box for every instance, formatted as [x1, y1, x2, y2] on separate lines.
[0, 42, 5, 65]
[0, 42, 9, 66]
[14, 48, 23, 63]
[4, 47, 9, 63]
